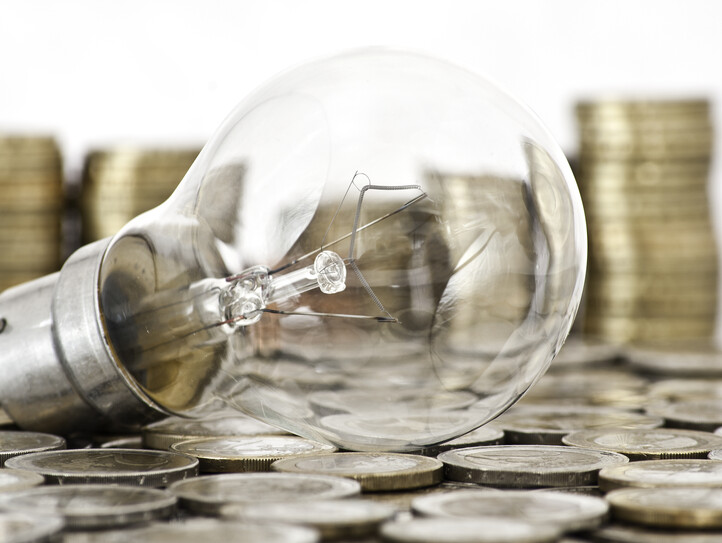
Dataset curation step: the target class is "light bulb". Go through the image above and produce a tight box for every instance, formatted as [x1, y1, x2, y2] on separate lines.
[0, 49, 586, 451]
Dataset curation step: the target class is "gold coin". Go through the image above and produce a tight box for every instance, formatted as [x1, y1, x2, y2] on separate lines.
[599, 459, 722, 491]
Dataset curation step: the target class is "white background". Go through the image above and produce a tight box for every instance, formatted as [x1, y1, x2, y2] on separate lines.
[2, 0, 721, 330]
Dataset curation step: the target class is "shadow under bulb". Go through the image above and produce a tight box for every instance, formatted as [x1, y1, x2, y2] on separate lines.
[0, 49, 586, 451]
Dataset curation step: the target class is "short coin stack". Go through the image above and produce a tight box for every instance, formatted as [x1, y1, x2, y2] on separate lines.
[80, 147, 199, 242]
[0, 135, 63, 292]
[575, 99, 717, 343]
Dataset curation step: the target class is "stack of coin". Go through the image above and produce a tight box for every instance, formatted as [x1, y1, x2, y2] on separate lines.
[575, 99, 717, 343]
[0, 135, 63, 292]
[81, 147, 199, 242]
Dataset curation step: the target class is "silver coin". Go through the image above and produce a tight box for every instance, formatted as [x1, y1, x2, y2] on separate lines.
[4, 449, 198, 487]
[549, 337, 621, 370]
[64, 518, 320, 543]
[171, 435, 336, 472]
[411, 489, 608, 532]
[0, 484, 176, 530]
[496, 405, 662, 445]
[379, 517, 561, 543]
[439, 445, 629, 488]
[563, 428, 722, 460]
[168, 472, 361, 515]
[309, 389, 478, 416]
[0, 511, 63, 542]
[646, 400, 722, 431]
[222, 499, 396, 539]
[0, 430, 66, 465]
[626, 343, 722, 377]
[599, 459, 722, 491]
[142, 411, 288, 450]
[0, 468, 45, 492]
[413, 425, 504, 456]
[271, 452, 443, 491]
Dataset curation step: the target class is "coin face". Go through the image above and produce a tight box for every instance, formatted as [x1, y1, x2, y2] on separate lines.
[562, 428, 722, 460]
[379, 517, 560, 543]
[0, 484, 176, 530]
[168, 472, 361, 515]
[81, 518, 320, 543]
[496, 406, 662, 445]
[592, 522, 722, 542]
[411, 489, 608, 532]
[646, 400, 722, 431]
[607, 487, 722, 529]
[171, 435, 336, 472]
[599, 459, 722, 491]
[626, 342, 722, 377]
[271, 452, 443, 491]
[414, 425, 504, 456]
[223, 499, 396, 539]
[4, 448, 198, 487]
[0, 430, 66, 465]
[439, 445, 629, 488]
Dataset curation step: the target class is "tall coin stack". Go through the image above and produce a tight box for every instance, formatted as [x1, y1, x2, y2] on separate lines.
[0, 136, 63, 293]
[81, 147, 200, 242]
[576, 99, 717, 343]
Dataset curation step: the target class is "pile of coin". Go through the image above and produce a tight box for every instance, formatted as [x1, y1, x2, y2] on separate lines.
[0, 135, 64, 293]
[80, 147, 199, 242]
[575, 99, 717, 343]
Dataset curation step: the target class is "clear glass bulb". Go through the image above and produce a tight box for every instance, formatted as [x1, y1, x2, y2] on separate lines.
[98, 49, 586, 451]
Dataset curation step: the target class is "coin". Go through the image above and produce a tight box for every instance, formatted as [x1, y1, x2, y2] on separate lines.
[495, 405, 662, 445]
[142, 412, 288, 450]
[223, 499, 396, 539]
[412, 425, 505, 456]
[598, 459, 722, 491]
[562, 428, 722, 460]
[0, 468, 45, 492]
[591, 522, 722, 542]
[646, 400, 722, 431]
[411, 489, 608, 532]
[379, 517, 561, 543]
[271, 452, 443, 491]
[0, 511, 64, 542]
[439, 445, 629, 488]
[168, 472, 361, 515]
[4, 448, 198, 487]
[308, 389, 478, 416]
[648, 379, 722, 402]
[0, 484, 176, 530]
[363, 481, 498, 512]
[0, 430, 65, 465]
[606, 487, 722, 529]
[73, 518, 320, 543]
[171, 435, 336, 472]
[548, 337, 620, 370]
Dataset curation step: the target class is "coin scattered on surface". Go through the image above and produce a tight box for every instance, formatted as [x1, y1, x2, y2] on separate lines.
[71, 517, 320, 543]
[626, 342, 722, 377]
[168, 472, 361, 515]
[0, 484, 176, 530]
[0, 468, 45, 492]
[413, 425, 504, 457]
[646, 399, 722, 431]
[171, 435, 337, 472]
[222, 499, 396, 539]
[0, 511, 64, 543]
[439, 445, 628, 488]
[598, 459, 722, 491]
[308, 389, 478, 416]
[142, 411, 288, 450]
[379, 517, 561, 543]
[547, 337, 621, 371]
[0, 430, 66, 465]
[271, 452, 443, 491]
[411, 489, 608, 532]
[591, 522, 722, 542]
[4, 448, 198, 487]
[495, 405, 662, 445]
[606, 487, 722, 529]
[562, 428, 722, 460]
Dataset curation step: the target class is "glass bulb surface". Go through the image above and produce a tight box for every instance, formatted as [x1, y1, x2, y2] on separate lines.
[98, 49, 586, 451]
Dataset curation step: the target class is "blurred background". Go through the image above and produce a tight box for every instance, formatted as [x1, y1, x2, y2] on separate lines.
[1, 0, 721, 343]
